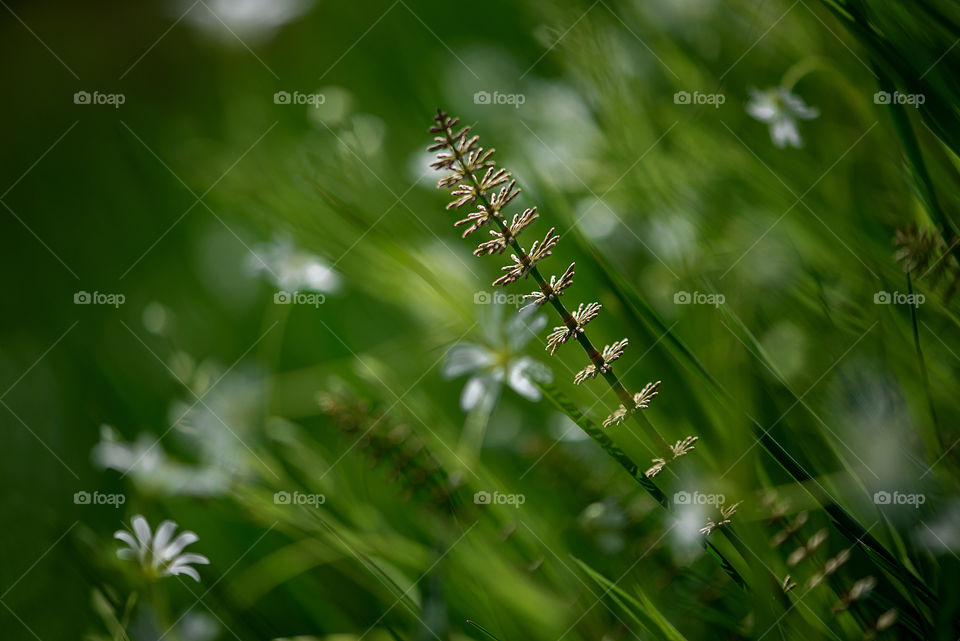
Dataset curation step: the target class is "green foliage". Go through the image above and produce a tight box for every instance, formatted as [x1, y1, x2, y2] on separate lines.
[3, 0, 960, 640]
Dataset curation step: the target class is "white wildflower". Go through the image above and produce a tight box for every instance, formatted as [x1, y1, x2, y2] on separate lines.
[115, 515, 209, 582]
[746, 87, 819, 149]
[443, 305, 550, 411]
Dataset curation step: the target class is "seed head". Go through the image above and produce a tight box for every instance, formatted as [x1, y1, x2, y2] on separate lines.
[475, 207, 538, 256]
[700, 501, 741, 535]
[602, 405, 628, 428]
[633, 380, 661, 409]
[781, 575, 797, 593]
[670, 434, 697, 457]
[524, 262, 575, 306]
[598, 339, 628, 372]
[646, 458, 666, 477]
[787, 528, 828, 566]
[573, 364, 597, 385]
[545, 302, 601, 355]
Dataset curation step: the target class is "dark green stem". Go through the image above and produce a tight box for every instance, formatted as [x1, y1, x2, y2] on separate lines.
[535, 379, 747, 590]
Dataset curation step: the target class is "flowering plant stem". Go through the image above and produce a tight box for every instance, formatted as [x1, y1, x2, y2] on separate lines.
[438, 118, 672, 456]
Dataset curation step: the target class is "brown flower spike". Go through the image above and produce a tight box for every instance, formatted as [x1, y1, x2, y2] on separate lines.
[429, 110, 696, 463]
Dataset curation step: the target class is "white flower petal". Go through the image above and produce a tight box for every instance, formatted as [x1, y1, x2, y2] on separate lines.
[160, 531, 199, 562]
[132, 515, 152, 549]
[481, 303, 507, 345]
[771, 119, 802, 148]
[780, 89, 819, 120]
[461, 376, 494, 411]
[508, 358, 542, 402]
[114, 531, 139, 550]
[508, 309, 547, 351]
[116, 548, 138, 561]
[746, 90, 778, 122]
[168, 565, 201, 582]
[171, 553, 210, 566]
[152, 520, 178, 558]
[526, 314, 547, 337]
[443, 344, 495, 379]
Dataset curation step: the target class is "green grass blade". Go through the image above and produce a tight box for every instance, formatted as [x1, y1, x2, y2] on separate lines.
[582, 239, 730, 400]
[466, 619, 504, 641]
[533, 379, 748, 590]
[573, 557, 690, 641]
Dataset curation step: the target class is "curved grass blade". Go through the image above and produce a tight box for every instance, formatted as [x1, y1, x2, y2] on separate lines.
[720, 309, 937, 610]
[573, 557, 690, 641]
[581, 240, 729, 400]
[466, 619, 503, 641]
[533, 379, 747, 590]
[577, 234, 935, 606]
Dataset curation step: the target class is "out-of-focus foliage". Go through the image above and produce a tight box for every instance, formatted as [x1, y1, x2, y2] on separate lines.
[1, 0, 959, 639]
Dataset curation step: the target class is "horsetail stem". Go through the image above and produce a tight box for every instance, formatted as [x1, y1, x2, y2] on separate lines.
[428, 109, 682, 459]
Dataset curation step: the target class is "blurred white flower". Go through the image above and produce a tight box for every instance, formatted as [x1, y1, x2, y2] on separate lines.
[115, 515, 210, 582]
[93, 366, 265, 496]
[575, 197, 620, 240]
[177, 611, 220, 641]
[180, 0, 313, 42]
[170, 367, 264, 473]
[443, 305, 550, 411]
[248, 235, 341, 293]
[93, 425, 232, 496]
[408, 149, 446, 187]
[142, 302, 170, 335]
[746, 87, 819, 149]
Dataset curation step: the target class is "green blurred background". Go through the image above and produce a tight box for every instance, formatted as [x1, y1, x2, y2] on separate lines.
[2, 0, 960, 639]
